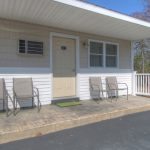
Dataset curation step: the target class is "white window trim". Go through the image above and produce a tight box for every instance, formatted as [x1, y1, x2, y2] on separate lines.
[88, 39, 119, 68]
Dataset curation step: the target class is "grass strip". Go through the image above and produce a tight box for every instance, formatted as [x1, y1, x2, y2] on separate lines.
[56, 101, 81, 107]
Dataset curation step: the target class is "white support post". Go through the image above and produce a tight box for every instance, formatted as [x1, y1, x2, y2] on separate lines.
[132, 71, 137, 96]
[131, 41, 136, 96]
[131, 41, 134, 71]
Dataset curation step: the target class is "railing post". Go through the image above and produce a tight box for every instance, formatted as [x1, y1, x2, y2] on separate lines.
[132, 71, 137, 96]
[135, 73, 150, 96]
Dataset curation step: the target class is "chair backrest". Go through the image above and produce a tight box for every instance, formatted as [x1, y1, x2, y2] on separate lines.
[89, 77, 103, 91]
[106, 76, 118, 90]
[0, 79, 6, 100]
[13, 78, 33, 98]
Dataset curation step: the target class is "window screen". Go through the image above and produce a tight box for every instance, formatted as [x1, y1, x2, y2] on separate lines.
[19, 40, 26, 54]
[27, 41, 43, 55]
[90, 41, 103, 67]
[19, 40, 44, 55]
[106, 44, 118, 67]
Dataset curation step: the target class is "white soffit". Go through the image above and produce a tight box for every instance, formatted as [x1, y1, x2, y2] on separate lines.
[0, 0, 150, 40]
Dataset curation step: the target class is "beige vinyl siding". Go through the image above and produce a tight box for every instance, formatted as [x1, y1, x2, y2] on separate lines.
[0, 20, 50, 68]
[119, 40, 131, 69]
[0, 19, 131, 69]
[79, 35, 131, 69]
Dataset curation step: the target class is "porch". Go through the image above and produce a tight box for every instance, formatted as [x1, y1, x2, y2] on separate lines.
[1, 96, 150, 144]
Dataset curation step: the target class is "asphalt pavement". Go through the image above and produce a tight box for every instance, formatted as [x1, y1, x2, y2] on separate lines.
[1, 111, 150, 150]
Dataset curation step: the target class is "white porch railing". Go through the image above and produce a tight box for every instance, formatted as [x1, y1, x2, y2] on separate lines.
[135, 73, 150, 96]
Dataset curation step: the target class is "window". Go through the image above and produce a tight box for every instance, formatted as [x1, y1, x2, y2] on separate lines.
[18, 40, 44, 55]
[89, 41, 103, 67]
[89, 40, 118, 68]
[106, 43, 118, 67]
[19, 40, 26, 54]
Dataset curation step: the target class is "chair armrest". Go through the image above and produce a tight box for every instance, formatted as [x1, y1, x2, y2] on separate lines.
[90, 84, 101, 90]
[5, 90, 14, 114]
[117, 83, 128, 89]
[33, 87, 40, 107]
[33, 87, 39, 95]
[13, 88, 16, 95]
[6, 90, 13, 103]
[13, 90, 17, 98]
[106, 83, 118, 90]
[101, 83, 106, 85]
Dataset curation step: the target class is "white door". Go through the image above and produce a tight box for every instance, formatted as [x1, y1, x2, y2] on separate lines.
[53, 36, 76, 98]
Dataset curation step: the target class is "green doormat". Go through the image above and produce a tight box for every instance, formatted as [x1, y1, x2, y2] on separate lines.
[56, 101, 81, 107]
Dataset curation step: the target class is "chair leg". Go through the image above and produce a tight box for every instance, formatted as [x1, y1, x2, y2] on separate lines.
[102, 91, 104, 100]
[37, 96, 40, 112]
[6, 97, 8, 117]
[16, 99, 17, 109]
[32, 98, 34, 108]
[3, 99, 5, 112]
[110, 91, 113, 102]
[116, 90, 118, 101]
[127, 89, 128, 100]
[106, 91, 108, 100]
[13, 97, 16, 116]
[98, 90, 100, 101]
[96, 90, 100, 103]
[6, 106, 8, 117]
[99, 91, 102, 101]
[14, 95, 17, 109]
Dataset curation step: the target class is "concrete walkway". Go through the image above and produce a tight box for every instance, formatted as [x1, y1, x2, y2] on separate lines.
[0, 96, 150, 144]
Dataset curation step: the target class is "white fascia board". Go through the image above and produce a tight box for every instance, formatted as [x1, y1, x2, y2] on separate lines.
[54, 0, 150, 28]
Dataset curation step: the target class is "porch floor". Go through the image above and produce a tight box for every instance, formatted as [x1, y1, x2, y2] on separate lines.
[0, 96, 150, 144]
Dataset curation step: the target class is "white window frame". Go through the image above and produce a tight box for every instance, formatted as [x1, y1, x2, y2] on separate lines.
[88, 39, 119, 68]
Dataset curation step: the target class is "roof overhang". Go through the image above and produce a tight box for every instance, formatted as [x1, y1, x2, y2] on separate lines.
[0, 0, 150, 40]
